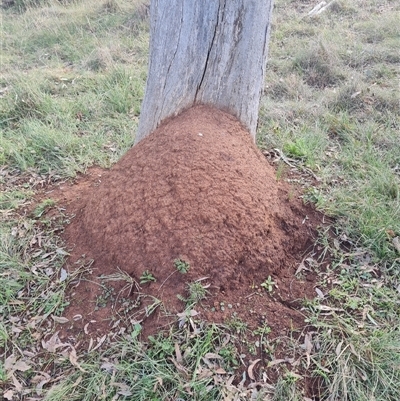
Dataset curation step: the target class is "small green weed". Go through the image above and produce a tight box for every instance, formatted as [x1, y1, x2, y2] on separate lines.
[32, 198, 56, 218]
[261, 276, 276, 293]
[174, 258, 190, 274]
[272, 371, 303, 401]
[188, 281, 208, 302]
[182, 280, 210, 307]
[0, 189, 33, 212]
[227, 316, 248, 335]
[140, 269, 156, 284]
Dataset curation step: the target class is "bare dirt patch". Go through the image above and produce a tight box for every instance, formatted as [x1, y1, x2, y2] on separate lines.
[45, 105, 325, 353]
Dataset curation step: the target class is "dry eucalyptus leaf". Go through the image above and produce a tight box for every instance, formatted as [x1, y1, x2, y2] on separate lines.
[112, 382, 132, 396]
[59, 268, 68, 282]
[35, 376, 51, 396]
[304, 333, 313, 368]
[335, 340, 344, 357]
[11, 373, 23, 391]
[392, 237, 400, 254]
[5, 354, 17, 371]
[90, 335, 107, 352]
[204, 352, 223, 360]
[5, 355, 31, 376]
[13, 360, 32, 372]
[42, 332, 69, 353]
[202, 357, 215, 370]
[51, 315, 69, 324]
[56, 248, 70, 256]
[198, 367, 213, 379]
[175, 343, 183, 363]
[3, 389, 14, 400]
[100, 362, 116, 373]
[88, 337, 94, 352]
[169, 357, 189, 378]
[315, 287, 324, 299]
[317, 305, 343, 312]
[72, 375, 83, 388]
[267, 358, 287, 367]
[247, 359, 261, 381]
[69, 348, 85, 372]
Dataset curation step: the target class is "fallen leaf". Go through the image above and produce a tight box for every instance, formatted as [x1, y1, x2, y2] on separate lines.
[100, 362, 116, 373]
[317, 305, 343, 312]
[247, 359, 261, 381]
[112, 382, 132, 396]
[204, 353, 223, 360]
[315, 287, 324, 299]
[35, 374, 51, 396]
[71, 375, 83, 388]
[56, 248, 70, 256]
[197, 367, 213, 379]
[4, 354, 31, 376]
[59, 268, 68, 282]
[3, 389, 14, 400]
[89, 335, 107, 352]
[392, 237, 400, 254]
[335, 340, 343, 357]
[51, 315, 69, 324]
[295, 261, 309, 275]
[11, 373, 23, 391]
[267, 358, 287, 367]
[13, 360, 31, 372]
[175, 343, 183, 363]
[42, 332, 69, 353]
[169, 357, 189, 378]
[304, 333, 313, 368]
[88, 337, 94, 352]
[69, 348, 85, 372]
[5, 354, 17, 372]
[350, 91, 361, 98]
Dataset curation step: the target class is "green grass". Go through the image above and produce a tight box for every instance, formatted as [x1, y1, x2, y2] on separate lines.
[1, 0, 148, 177]
[307, 314, 400, 401]
[1, 0, 399, 399]
[44, 323, 265, 401]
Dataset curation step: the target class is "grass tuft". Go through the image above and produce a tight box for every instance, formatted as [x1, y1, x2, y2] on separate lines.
[293, 43, 345, 88]
[311, 317, 400, 401]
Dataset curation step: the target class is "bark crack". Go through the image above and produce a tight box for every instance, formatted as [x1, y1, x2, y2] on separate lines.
[160, 1, 184, 116]
[194, 0, 224, 103]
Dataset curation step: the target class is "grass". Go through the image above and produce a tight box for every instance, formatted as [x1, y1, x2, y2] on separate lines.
[1, 0, 399, 399]
[42, 321, 269, 401]
[1, 0, 148, 177]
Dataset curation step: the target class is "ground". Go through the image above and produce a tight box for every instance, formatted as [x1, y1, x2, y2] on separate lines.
[40, 106, 327, 364]
[1, 1, 399, 400]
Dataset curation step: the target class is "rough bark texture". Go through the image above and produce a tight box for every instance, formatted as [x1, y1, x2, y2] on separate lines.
[136, 0, 273, 143]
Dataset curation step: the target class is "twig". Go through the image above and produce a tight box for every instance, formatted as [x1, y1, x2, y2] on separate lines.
[159, 270, 177, 290]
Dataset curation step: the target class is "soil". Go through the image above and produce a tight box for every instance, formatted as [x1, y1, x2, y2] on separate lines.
[44, 105, 326, 361]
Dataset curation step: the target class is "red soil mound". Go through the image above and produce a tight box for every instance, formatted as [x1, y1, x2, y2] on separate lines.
[60, 105, 323, 342]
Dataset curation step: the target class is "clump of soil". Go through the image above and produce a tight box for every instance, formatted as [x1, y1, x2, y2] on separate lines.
[59, 105, 323, 343]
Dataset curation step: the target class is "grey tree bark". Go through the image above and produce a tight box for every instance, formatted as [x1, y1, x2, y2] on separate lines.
[136, 0, 274, 143]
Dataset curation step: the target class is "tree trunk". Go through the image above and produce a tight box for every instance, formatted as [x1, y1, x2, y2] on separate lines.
[136, 0, 274, 143]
